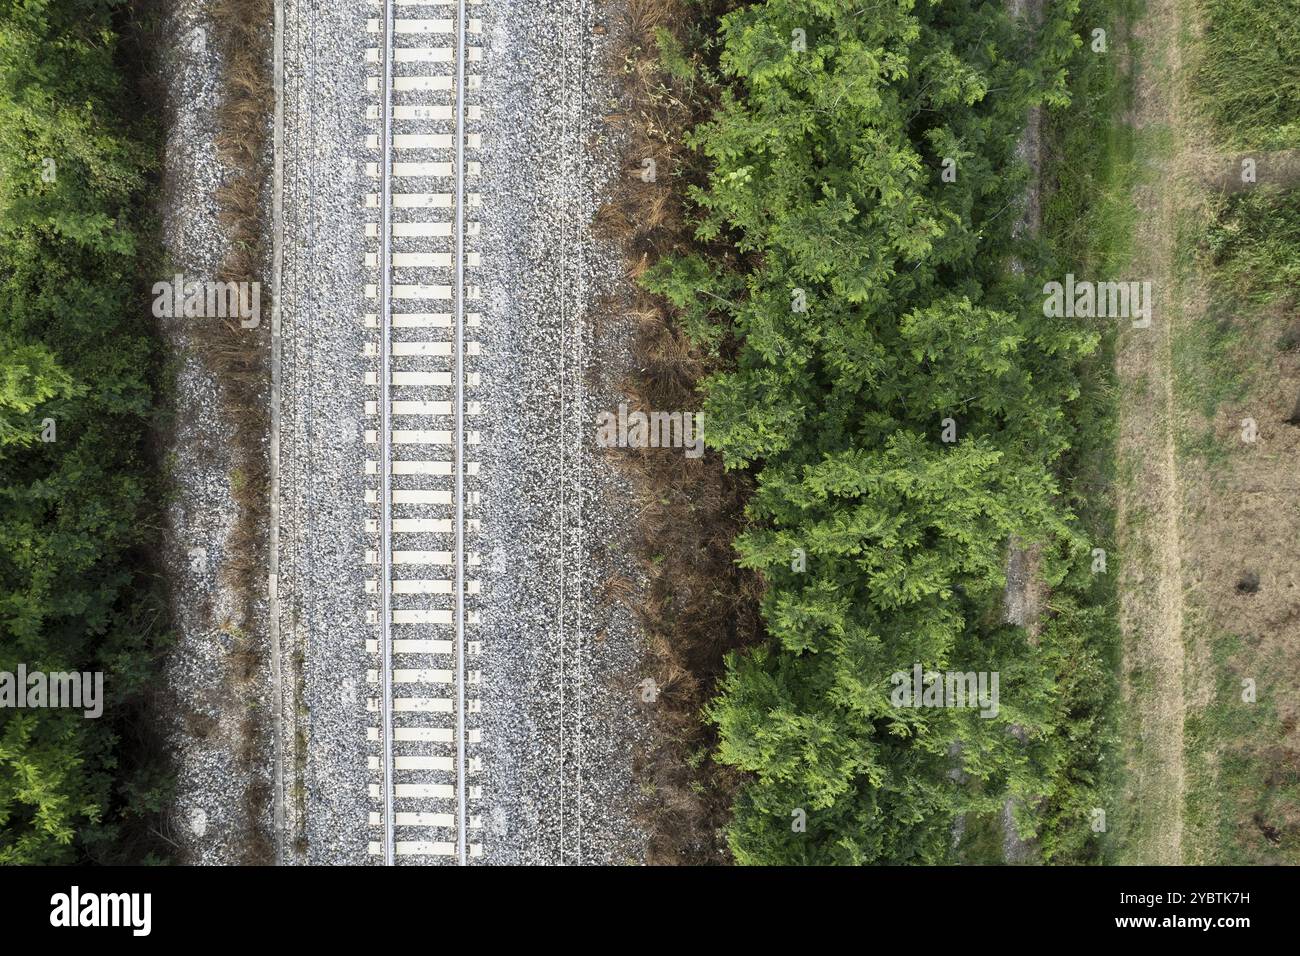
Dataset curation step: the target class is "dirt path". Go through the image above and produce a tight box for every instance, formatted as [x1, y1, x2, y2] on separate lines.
[1113, 0, 1208, 865]
[995, 0, 1045, 865]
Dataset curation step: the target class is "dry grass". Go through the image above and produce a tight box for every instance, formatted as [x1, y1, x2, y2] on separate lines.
[1177, 248, 1300, 862]
[190, 0, 275, 864]
[1110, 0, 1195, 865]
[593, 0, 762, 864]
[1112, 0, 1300, 865]
[196, 0, 273, 629]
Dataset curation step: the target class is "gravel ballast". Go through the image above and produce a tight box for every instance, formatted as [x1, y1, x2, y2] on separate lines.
[277, 0, 648, 864]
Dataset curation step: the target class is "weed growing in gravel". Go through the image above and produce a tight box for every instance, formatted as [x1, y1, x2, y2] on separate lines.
[593, 0, 762, 865]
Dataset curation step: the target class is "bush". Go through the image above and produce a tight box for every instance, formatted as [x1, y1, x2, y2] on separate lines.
[646, 0, 1118, 863]
[0, 0, 170, 864]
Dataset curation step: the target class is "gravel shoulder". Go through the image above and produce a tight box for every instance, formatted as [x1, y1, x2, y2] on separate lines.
[278, 0, 371, 865]
[476, 0, 646, 865]
[155, 0, 275, 864]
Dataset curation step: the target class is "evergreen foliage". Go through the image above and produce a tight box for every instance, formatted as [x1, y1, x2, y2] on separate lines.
[646, 0, 1117, 863]
[0, 0, 169, 864]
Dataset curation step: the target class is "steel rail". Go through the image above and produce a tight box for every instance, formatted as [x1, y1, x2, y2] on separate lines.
[453, 0, 469, 868]
[378, 0, 397, 868]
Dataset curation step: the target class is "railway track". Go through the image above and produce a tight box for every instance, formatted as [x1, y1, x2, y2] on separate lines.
[365, 0, 482, 865]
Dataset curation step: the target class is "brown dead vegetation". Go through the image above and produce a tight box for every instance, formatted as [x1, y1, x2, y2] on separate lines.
[197, 0, 275, 864]
[592, 0, 761, 864]
[209, 0, 273, 620]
